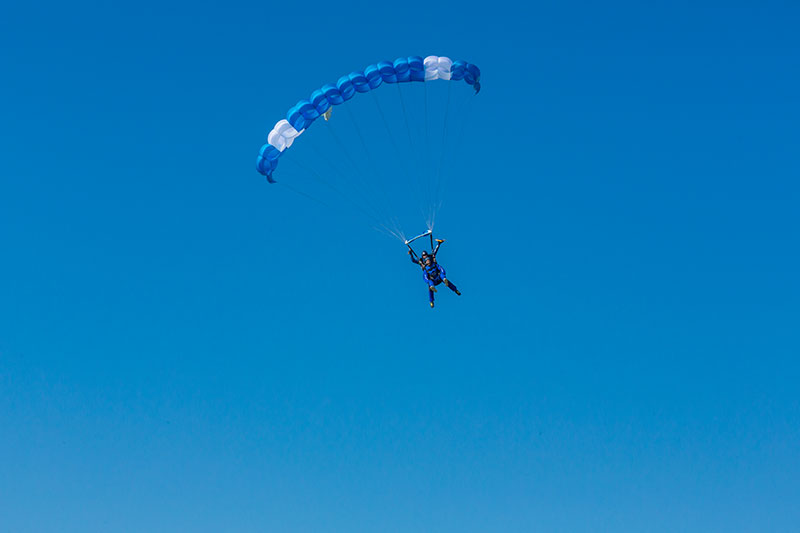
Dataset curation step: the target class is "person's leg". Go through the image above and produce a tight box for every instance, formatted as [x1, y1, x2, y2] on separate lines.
[428, 286, 436, 307]
[444, 279, 461, 295]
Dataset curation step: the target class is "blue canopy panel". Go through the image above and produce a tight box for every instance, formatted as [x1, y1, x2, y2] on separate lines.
[256, 55, 481, 181]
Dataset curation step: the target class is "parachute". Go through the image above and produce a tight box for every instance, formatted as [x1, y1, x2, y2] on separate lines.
[256, 55, 481, 240]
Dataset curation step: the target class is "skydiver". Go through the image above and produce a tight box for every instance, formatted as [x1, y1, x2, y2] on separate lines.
[408, 239, 461, 308]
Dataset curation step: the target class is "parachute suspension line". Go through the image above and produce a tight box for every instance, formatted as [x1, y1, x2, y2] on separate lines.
[453, 91, 476, 152]
[396, 83, 428, 226]
[430, 81, 453, 231]
[277, 182, 331, 208]
[341, 103, 406, 240]
[396, 83, 416, 150]
[285, 148, 375, 218]
[368, 89, 415, 232]
[282, 152, 392, 233]
[281, 153, 359, 211]
[320, 119, 371, 189]
[319, 119, 398, 229]
[320, 120, 380, 201]
[369, 90, 416, 185]
[366, 91, 417, 238]
[370, 221, 408, 243]
[423, 82, 434, 230]
[304, 137, 388, 224]
[435, 89, 476, 223]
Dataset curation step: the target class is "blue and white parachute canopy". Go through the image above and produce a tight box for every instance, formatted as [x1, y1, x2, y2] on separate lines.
[256, 55, 481, 182]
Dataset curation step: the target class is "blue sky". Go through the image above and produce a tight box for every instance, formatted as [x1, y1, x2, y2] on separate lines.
[2, 1, 799, 531]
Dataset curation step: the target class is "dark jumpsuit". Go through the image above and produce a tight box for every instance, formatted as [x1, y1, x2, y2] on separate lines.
[411, 253, 459, 304]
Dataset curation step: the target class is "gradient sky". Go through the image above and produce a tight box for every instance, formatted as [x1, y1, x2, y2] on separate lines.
[2, 1, 799, 532]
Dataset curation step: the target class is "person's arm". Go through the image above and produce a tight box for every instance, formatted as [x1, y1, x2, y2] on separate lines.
[409, 250, 420, 265]
[432, 239, 444, 256]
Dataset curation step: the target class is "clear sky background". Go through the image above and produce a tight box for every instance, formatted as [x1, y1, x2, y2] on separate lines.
[2, 1, 799, 531]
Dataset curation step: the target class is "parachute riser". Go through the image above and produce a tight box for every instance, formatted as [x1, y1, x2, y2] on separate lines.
[404, 229, 436, 259]
[404, 229, 432, 246]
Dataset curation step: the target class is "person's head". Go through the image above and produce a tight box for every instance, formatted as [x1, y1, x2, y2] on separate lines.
[421, 251, 434, 266]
